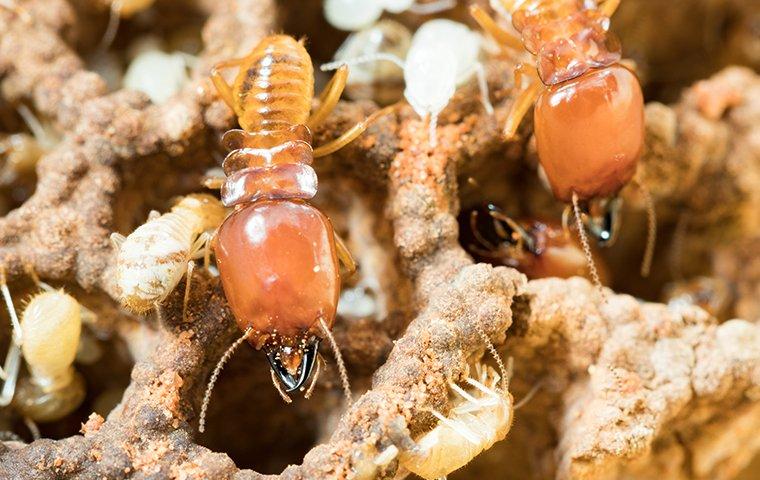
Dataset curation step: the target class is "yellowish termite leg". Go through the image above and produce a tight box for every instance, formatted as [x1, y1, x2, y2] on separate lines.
[334, 233, 357, 278]
[503, 64, 543, 140]
[210, 58, 246, 111]
[313, 105, 396, 158]
[307, 65, 349, 130]
[470, 4, 523, 52]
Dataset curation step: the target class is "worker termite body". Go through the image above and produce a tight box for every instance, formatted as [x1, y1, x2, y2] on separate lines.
[323, 19, 494, 146]
[332, 19, 412, 104]
[471, 0, 655, 287]
[199, 34, 386, 428]
[399, 365, 513, 479]
[324, 0, 455, 31]
[111, 194, 226, 317]
[462, 204, 609, 283]
[0, 271, 87, 422]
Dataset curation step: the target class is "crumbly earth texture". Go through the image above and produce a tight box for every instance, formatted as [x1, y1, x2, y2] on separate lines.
[0, 0, 758, 479]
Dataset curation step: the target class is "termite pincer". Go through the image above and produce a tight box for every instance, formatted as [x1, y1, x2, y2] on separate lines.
[471, 1, 655, 286]
[200, 35, 383, 424]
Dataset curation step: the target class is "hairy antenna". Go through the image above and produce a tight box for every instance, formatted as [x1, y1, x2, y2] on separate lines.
[318, 318, 353, 404]
[572, 192, 604, 298]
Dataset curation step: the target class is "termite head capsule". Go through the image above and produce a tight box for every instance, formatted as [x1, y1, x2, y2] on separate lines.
[265, 339, 319, 392]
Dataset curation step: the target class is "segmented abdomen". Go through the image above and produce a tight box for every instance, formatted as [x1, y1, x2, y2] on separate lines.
[512, 0, 621, 85]
[233, 35, 315, 132]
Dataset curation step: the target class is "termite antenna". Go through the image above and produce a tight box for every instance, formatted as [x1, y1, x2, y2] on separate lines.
[408, 0, 456, 15]
[472, 319, 508, 395]
[513, 379, 543, 410]
[571, 192, 605, 299]
[98, 0, 122, 52]
[198, 327, 252, 433]
[303, 356, 321, 399]
[320, 53, 406, 73]
[638, 184, 657, 278]
[0, 266, 22, 406]
[318, 317, 352, 404]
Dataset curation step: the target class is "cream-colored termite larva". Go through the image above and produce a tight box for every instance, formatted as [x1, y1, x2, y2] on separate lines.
[398, 364, 514, 479]
[111, 194, 226, 319]
[332, 20, 412, 104]
[323, 19, 494, 147]
[0, 270, 88, 422]
[324, 0, 456, 32]
[123, 38, 196, 104]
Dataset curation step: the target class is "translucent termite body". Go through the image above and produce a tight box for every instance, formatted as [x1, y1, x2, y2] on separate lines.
[0, 272, 86, 422]
[463, 204, 608, 283]
[205, 34, 374, 405]
[399, 366, 513, 479]
[324, 0, 455, 31]
[112, 193, 226, 315]
[123, 49, 193, 104]
[323, 19, 494, 146]
[332, 19, 412, 104]
[471, 0, 645, 244]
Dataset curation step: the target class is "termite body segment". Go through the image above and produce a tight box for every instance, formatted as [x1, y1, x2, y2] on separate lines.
[209, 35, 365, 396]
[472, 0, 645, 244]
[113, 193, 226, 314]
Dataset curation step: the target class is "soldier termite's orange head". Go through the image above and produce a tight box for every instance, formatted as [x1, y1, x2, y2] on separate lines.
[533, 64, 645, 203]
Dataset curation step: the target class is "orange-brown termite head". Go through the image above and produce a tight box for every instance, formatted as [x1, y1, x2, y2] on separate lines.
[534, 64, 645, 206]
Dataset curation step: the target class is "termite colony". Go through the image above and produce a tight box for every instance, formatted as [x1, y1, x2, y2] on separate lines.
[1, 0, 759, 478]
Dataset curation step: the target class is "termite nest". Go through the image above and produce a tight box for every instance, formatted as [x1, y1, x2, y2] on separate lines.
[0, 0, 759, 479]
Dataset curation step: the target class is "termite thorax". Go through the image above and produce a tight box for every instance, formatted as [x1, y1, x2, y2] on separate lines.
[219, 124, 317, 207]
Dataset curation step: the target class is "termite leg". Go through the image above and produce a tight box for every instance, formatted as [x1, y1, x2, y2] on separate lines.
[270, 369, 293, 404]
[408, 0, 455, 15]
[98, 0, 123, 52]
[182, 260, 194, 322]
[313, 105, 396, 157]
[210, 57, 246, 111]
[110, 232, 126, 250]
[473, 62, 494, 115]
[599, 0, 622, 17]
[318, 318, 352, 404]
[504, 64, 543, 139]
[23, 263, 53, 292]
[428, 113, 438, 148]
[334, 233, 357, 278]
[307, 65, 348, 130]
[190, 231, 213, 270]
[469, 4, 523, 52]
[0, 266, 21, 405]
[199, 327, 252, 432]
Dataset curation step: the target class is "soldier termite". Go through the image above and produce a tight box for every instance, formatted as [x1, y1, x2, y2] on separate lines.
[323, 19, 494, 146]
[462, 204, 609, 283]
[323, 0, 456, 32]
[111, 194, 226, 320]
[198, 34, 393, 430]
[0, 269, 88, 422]
[470, 0, 656, 292]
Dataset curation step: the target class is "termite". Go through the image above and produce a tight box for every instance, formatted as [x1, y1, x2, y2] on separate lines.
[323, 19, 494, 146]
[324, 0, 456, 32]
[332, 19, 412, 104]
[463, 204, 608, 283]
[199, 35, 388, 429]
[123, 48, 194, 104]
[0, 269, 87, 422]
[111, 194, 226, 320]
[0, 105, 59, 186]
[470, 0, 655, 289]
[399, 364, 513, 479]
